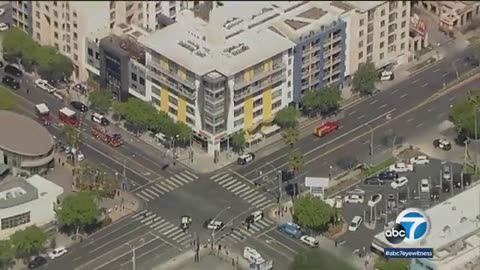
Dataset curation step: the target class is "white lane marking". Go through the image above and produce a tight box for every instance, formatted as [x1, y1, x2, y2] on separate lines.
[149, 185, 165, 195]
[400, 94, 408, 98]
[433, 68, 440, 73]
[136, 192, 151, 202]
[411, 79, 420, 84]
[348, 110, 357, 116]
[427, 107, 435, 112]
[370, 100, 378, 105]
[406, 118, 414, 123]
[416, 123, 424, 128]
[378, 104, 387, 109]
[448, 96, 456, 101]
[154, 183, 170, 193]
[230, 183, 246, 193]
[357, 115, 365, 120]
[182, 170, 199, 179]
[421, 83, 429, 88]
[442, 72, 449, 77]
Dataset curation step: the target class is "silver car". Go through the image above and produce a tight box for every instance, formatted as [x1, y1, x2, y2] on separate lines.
[443, 166, 451, 181]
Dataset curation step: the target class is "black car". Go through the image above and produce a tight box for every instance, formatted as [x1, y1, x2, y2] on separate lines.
[4, 64, 23, 77]
[364, 177, 385, 185]
[2, 75, 20, 89]
[28, 256, 47, 269]
[442, 182, 451, 193]
[431, 187, 440, 201]
[453, 174, 471, 188]
[378, 170, 398, 181]
[70, 101, 89, 112]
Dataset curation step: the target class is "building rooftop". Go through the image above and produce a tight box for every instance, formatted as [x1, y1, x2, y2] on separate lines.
[0, 176, 38, 209]
[0, 111, 54, 156]
[343, 1, 386, 13]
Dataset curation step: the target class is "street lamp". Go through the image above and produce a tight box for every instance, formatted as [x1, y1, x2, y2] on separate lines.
[329, 165, 333, 181]
[171, 134, 180, 165]
[366, 124, 373, 156]
[125, 243, 137, 270]
[211, 206, 231, 248]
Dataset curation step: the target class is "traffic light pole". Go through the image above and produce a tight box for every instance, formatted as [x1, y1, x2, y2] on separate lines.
[277, 170, 282, 217]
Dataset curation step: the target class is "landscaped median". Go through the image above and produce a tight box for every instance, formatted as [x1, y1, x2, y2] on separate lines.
[0, 85, 17, 110]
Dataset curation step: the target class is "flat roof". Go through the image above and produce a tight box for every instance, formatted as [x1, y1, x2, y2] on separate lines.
[374, 184, 480, 252]
[0, 111, 54, 156]
[0, 176, 38, 209]
[343, 1, 386, 13]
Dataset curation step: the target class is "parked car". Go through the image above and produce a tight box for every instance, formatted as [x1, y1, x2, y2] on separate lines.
[378, 170, 399, 180]
[387, 194, 396, 209]
[35, 79, 56, 93]
[91, 112, 110, 126]
[48, 247, 67, 259]
[442, 182, 451, 193]
[389, 162, 414, 173]
[431, 187, 440, 201]
[442, 166, 451, 181]
[2, 75, 20, 89]
[300, 236, 319, 248]
[364, 177, 385, 186]
[367, 194, 382, 207]
[453, 173, 471, 188]
[0, 22, 9, 32]
[70, 101, 89, 112]
[348, 216, 363, 231]
[237, 153, 255, 165]
[420, 179, 430, 193]
[410, 155, 430, 165]
[28, 256, 47, 269]
[0, 8, 5, 16]
[344, 194, 364, 204]
[391, 176, 409, 189]
[347, 188, 365, 195]
[433, 138, 452, 151]
[4, 64, 23, 77]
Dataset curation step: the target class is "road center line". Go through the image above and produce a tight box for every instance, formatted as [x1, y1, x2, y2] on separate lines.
[433, 68, 440, 73]
[406, 118, 414, 122]
[89, 226, 146, 253]
[378, 104, 387, 109]
[357, 115, 365, 120]
[400, 94, 408, 98]
[348, 110, 357, 116]
[442, 72, 449, 77]
[421, 83, 429, 88]
[370, 100, 378, 105]
[411, 79, 420, 84]
[84, 218, 140, 246]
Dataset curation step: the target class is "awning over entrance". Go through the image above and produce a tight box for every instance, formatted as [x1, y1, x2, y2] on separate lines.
[261, 124, 280, 136]
[246, 133, 263, 144]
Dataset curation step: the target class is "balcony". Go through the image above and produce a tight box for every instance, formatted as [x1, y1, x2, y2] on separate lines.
[233, 62, 285, 90]
[324, 45, 342, 58]
[21, 151, 55, 168]
[233, 74, 285, 101]
[148, 72, 196, 100]
[149, 61, 195, 89]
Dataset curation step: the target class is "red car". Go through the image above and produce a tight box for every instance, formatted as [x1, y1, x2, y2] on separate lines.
[313, 121, 339, 137]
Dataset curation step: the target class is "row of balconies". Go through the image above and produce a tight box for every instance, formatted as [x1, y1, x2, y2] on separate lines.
[233, 73, 284, 101]
[233, 62, 285, 90]
[300, 67, 341, 88]
[148, 72, 196, 100]
[149, 61, 196, 90]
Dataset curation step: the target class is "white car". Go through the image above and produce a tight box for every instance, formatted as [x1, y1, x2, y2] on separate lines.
[347, 188, 365, 195]
[389, 162, 414, 173]
[207, 220, 224, 230]
[367, 194, 382, 207]
[344, 194, 364, 204]
[348, 216, 363, 231]
[410, 155, 430, 165]
[300, 236, 319, 248]
[35, 79, 56, 93]
[443, 166, 451, 181]
[0, 8, 5, 16]
[390, 176, 409, 189]
[0, 23, 8, 32]
[48, 246, 67, 259]
[420, 179, 430, 193]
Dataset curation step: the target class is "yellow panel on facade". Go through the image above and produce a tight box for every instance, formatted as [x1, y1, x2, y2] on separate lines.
[243, 96, 254, 131]
[177, 96, 187, 123]
[263, 88, 272, 121]
[178, 67, 187, 80]
[160, 56, 169, 69]
[263, 59, 273, 72]
[160, 88, 169, 112]
[243, 68, 251, 81]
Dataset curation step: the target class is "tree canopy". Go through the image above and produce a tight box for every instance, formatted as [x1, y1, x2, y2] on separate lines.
[293, 194, 337, 232]
[289, 249, 357, 270]
[449, 93, 480, 137]
[79, 162, 117, 199]
[231, 131, 247, 154]
[282, 127, 299, 148]
[375, 257, 410, 270]
[352, 62, 377, 96]
[2, 28, 73, 80]
[88, 89, 113, 112]
[0, 240, 15, 270]
[10, 226, 47, 257]
[61, 124, 80, 148]
[56, 192, 100, 235]
[301, 86, 342, 116]
[289, 151, 305, 173]
[467, 39, 480, 65]
[275, 106, 300, 129]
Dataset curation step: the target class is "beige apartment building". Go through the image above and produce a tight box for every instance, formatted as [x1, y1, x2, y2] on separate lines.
[419, 1, 480, 32]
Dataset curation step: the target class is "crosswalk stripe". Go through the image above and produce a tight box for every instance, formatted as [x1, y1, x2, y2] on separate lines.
[154, 221, 170, 230]
[164, 179, 179, 189]
[143, 189, 161, 198]
[230, 183, 246, 193]
[246, 193, 264, 203]
[149, 185, 165, 195]
[229, 232, 244, 241]
[225, 181, 243, 191]
[132, 209, 148, 218]
[255, 200, 271, 210]
[249, 196, 268, 206]
[216, 175, 233, 185]
[178, 172, 195, 182]
[158, 182, 175, 191]
[150, 219, 167, 229]
[172, 174, 190, 184]
[235, 186, 252, 195]
[239, 228, 254, 237]
[137, 191, 152, 201]
[171, 232, 188, 241]
[211, 173, 227, 181]
[155, 183, 170, 193]
[221, 179, 238, 189]
[250, 225, 262, 232]
[183, 170, 198, 179]
[169, 176, 185, 186]
[176, 235, 191, 243]
[134, 211, 152, 221]
[242, 191, 260, 201]
[140, 213, 157, 223]
[257, 219, 271, 227]
[163, 227, 181, 236]
[158, 224, 174, 233]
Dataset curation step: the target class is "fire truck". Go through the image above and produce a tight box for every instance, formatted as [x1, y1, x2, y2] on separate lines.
[58, 107, 80, 127]
[91, 125, 123, 147]
[35, 103, 52, 125]
[313, 121, 339, 137]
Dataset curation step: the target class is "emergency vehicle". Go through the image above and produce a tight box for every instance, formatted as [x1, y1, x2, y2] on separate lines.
[35, 103, 51, 125]
[313, 121, 339, 137]
[58, 107, 80, 127]
[91, 125, 123, 147]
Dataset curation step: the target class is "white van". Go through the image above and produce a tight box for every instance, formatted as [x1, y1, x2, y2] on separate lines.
[243, 247, 265, 264]
[154, 132, 168, 145]
[300, 236, 319, 248]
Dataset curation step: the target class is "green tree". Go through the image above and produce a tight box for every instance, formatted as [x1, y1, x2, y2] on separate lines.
[88, 89, 113, 112]
[352, 62, 377, 96]
[36, 46, 74, 81]
[449, 93, 479, 137]
[113, 98, 157, 134]
[2, 28, 32, 59]
[293, 194, 337, 232]
[290, 249, 357, 270]
[0, 86, 16, 110]
[231, 131, 247, 154]
[467, 39, 480, 64]
[78, 163, 117, 199]
[289, 151, 305, 173]
[275, 106, 300, 129]
[61, 124, 80, 148]
[375, 257, 410, 270]
[56, 192, 100, 237]
[0, 240, 15, 270]
[10, 226, 47, 258]
[172, 121, 192, 147]
[301, 86, 342, 115]
[282, 127, 299, 148]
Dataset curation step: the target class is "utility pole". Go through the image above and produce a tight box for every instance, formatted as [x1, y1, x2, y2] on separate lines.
[189, 134, 194, 164]
[210, 206, 231, 248]
[367, 124, 374, 156]
[122, 159, 127, 192]
[277, 170, 282, 216]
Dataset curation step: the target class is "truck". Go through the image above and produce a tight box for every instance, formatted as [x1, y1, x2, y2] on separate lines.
[278, 222, 302, 238]
[313, 121, 339, 137]
[35, 103, 51, 125]
[243, 247, 273, 270]
[58, 107, 80, 127]
[91, 125, 123, 147]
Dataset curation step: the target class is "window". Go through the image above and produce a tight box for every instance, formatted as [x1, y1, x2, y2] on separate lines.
[380, 20, 385, 27]
[54, 32, 58, 39]
[381, 9, 385, 16]
[358, 51, 363, 59]
[400, 42, 405, 50]
[272, 100, 282, 110]
[168, 107, 177, 115]
[359, 19, 364, 26]
[73, 12, 77, 18]
[380, 31, 385, 38]
[73, 43, 78, 50]
[234, 119, 244, 127]
[186, 106, 194, 115]
[36, 33, 41, 40]
[169, 96, 178, 106]
[401, 21, 406, 28]
[74, 54, 78, 61]
[379, 52, 384, 60]
[73, 32, 78, 40]
[272, 89, 281, 99]
[139, 77, 145, 86]
[54, 21, 58, 28]
[36, 21, 40, 28]
[53, 10, 58, 18]
[73, 22, 78, 28]
[36, 11, 40, 19]
[254, 109, 263, 118]
[359, 30, 364, 37]
[95, 52, 99, 60]
[358, 40, 363, 48]
[401, 31, 406, 39]
[88, 48, 93, 57]
[234, 107, 244, 117]
[152, 96, 160, 106]
[152, 85, 160, 96]
[367, 45, 373, 54]
[253, 98, 263, 107]
[1, 212, 31, 230]
[380, 42, 385, 49]
[186, 117, 195, 125]
[402, 10, 407, 17]
[131, 73, 137, 81]
[366, 55, 373, 63]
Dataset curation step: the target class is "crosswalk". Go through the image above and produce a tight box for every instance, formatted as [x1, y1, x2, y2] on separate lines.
[132, 210, 193, 248]
[211, 173, 273, 209]
[135, 170, 198, 202]
[218, 218, 274, 244]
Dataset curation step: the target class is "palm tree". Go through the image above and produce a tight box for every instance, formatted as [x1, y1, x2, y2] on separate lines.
[282, 127, 299, 148]
[289, 151, 305, 173]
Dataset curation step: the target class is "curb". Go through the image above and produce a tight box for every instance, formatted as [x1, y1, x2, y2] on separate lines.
[407, 56, 442, 77]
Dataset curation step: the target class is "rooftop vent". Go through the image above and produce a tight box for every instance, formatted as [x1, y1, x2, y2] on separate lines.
[452, 205, 457, 211]
[460, 217, 468, 223]
[443, 225, 451, 233]
[179, 40, 196, 52]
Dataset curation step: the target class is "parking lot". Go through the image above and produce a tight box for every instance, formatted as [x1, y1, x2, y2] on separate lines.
[335, 156, 471, 253]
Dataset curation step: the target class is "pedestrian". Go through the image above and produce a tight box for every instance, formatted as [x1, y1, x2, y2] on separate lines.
[26, 88, 30, 94]
[58, 157, 61, 164]
[62, 162, 65, 167]
[335, 241, 338, 247]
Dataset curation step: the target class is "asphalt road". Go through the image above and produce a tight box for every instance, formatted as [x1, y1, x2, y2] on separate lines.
[229, 50, 476, 194]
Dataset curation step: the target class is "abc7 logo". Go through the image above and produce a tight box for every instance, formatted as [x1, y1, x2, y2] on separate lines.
[384, 208, 429, 245]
